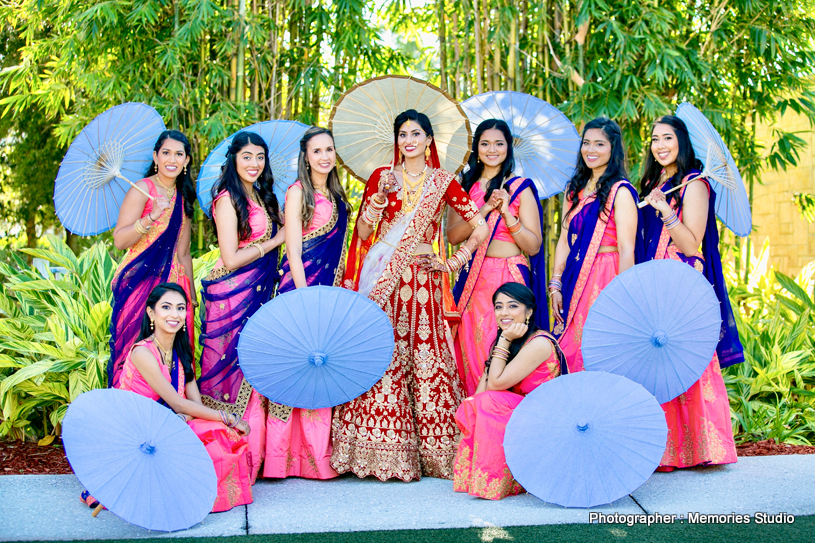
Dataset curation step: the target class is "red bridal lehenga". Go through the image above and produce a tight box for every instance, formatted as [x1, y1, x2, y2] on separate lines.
[331, 160, 481, 481]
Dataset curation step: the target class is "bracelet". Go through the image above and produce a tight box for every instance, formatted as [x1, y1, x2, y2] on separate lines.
[147, 211, 158, 222]
[228, 413, 239, 428]
[362, 197, 386, 226]
[471, 217, 486, 230]
[252, 243, 265, 259]
[507, 216, 523, 235]
[551, 273, 563, 278]
[446, 245, 473, 273]
[190, 301, 199, 308]
[548, 279, 563, 290]
[133, 218, 150, 235]
[662, 210, 681, 230]
[219, 410, 228, 426]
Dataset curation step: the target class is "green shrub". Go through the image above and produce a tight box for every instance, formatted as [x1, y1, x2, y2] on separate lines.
[724, 240, 815, 444]
[0, 237, 220, 440]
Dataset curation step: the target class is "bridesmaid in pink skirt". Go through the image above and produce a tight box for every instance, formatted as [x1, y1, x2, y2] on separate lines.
[264, 127, 350, 480]
[453, 282, 566, 500]
[117, 283, 253, 512]
[550, 118, 641, 373]
[447, 119, 545, 397]
[640, 115, 739, 470]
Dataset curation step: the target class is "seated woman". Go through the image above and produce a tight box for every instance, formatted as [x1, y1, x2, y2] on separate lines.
[453, 282, 567, 500]
[118, 282, 253, 513]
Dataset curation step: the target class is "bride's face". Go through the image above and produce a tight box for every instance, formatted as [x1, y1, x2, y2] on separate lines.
[397, 120, 432, 160]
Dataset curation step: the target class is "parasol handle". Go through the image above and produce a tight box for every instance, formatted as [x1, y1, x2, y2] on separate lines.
[114, 171, 155, 201]
[637, 178, 700, 209]
[92, 504, 104, 517]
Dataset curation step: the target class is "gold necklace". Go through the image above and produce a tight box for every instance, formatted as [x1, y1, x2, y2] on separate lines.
[585, 178, 598, 195]
[154, 176, 176, 199]
[401, 167, 430, 213]
[153, 337, 173, 368]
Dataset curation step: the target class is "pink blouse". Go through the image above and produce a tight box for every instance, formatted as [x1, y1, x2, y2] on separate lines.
[211, 190, 269, 269]
[511, 334, 562, 396]
[289, 180, 333, 234]
[469, 182, 522, 243]
[118, 340, 185, 400]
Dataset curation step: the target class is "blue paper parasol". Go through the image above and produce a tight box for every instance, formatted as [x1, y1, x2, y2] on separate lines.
[460, 91, 580, 198]
[582, 260, 721, 404]
[62, 389, 216, 532]
[197, 120, 309, 217]
[676, 102, 751, 237]
[54, 102, 166, 236]
[237, 286, 394, 409]
[504, 371, 667, 508]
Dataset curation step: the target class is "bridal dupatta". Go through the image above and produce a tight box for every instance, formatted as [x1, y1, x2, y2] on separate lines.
[553, 180, 643, 338]
[642, 170, 743, 367]
[453, 176, 549, 329]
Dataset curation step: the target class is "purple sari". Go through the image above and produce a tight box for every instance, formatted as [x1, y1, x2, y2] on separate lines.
[554, 181, 644, 338]
[278, 196, 348, 292]
[197, 224, 280, 417]
[108, 186, 187, 388]
[453, 177, 549, 329]
[642, 170, 743, 367]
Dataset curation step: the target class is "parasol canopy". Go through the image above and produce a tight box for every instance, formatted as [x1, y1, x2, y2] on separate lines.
[676, 101, 752, 237]
[460, 91, 580, 198]
[54, 102, 166, 236]
[237, 286, 395, 409]
[504, 371, 667, 508]
[62, 388, 217, 532]
[582, 259, 721, 404]
[329, 75, 471, 182]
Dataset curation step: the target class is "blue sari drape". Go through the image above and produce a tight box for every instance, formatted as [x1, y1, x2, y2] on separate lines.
[453, 177, 549, 329]
[108, 193, 184, 387]
[642, 171, 744, 367]
[197, 228, 280, 416]
[278, 198, 348, 293]
[555, 181, 644, 338]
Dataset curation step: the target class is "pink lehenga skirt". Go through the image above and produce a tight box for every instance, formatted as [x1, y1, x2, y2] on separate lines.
[456, 255, 529, 397]
[187, 419, 253, 512]
[660, 354, 737, 468]
[264, 406, 337, 479]
[453, 391, 525, 500]
[558, 252, 619, 373]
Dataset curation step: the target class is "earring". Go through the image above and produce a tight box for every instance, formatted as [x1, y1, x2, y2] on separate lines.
[397, 150, 402, 164]
[525, 316, 530, 325]
[425, 146, 431, 159]
[182, 322, 186, 331]
[183, 165, 187, 175]
[306, 162, 311, 171]
[150, 319, 155, 331]
[152, 163, 158, 173]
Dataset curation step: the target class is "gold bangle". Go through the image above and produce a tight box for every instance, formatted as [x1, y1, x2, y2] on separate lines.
[134, 218, 149, 235]
[253, 243, 265, 259]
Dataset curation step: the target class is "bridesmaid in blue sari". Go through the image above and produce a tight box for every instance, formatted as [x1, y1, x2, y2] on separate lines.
[264, 127, 350, 479]
[197, 131, 285, 483]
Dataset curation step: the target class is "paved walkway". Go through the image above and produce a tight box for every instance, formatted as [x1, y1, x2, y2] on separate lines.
[1, 455, 814, 541]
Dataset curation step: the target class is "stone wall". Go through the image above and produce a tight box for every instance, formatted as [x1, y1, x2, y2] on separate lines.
[752, 111, 815, 275]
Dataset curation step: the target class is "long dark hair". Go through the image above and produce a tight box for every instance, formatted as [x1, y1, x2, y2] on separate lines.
[137, 282, 194, 383]
[488, 282, 541, 365]
[144, 130, 196, 218]
[296, 126, 351, 226]
[563, 117, 628, 225]
[211, 131, 281, 241]
[638, 115, 703, 212]
[460, 119, 515, 201]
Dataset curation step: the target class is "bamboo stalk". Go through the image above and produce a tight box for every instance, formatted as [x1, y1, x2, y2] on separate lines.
[473, 0, 483, 94]
[436, 0, 448, 92]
